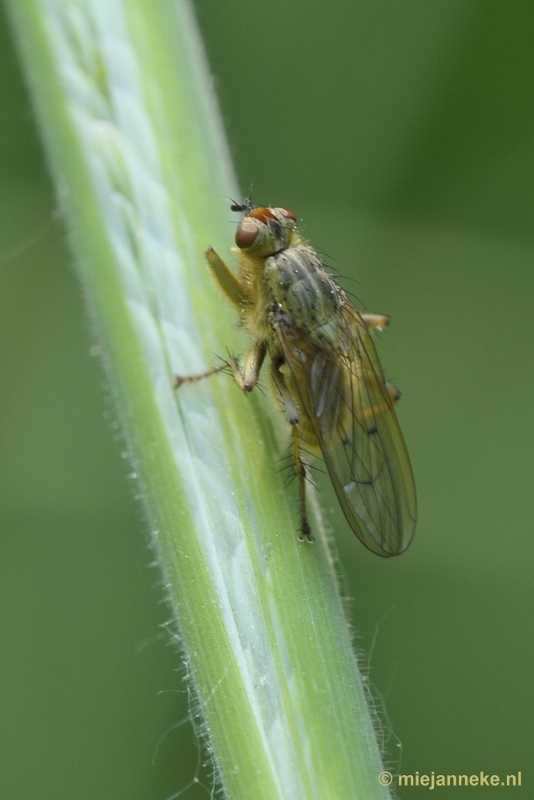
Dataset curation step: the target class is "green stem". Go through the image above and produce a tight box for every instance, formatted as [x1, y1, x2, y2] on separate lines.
[6, 1, 391, 797]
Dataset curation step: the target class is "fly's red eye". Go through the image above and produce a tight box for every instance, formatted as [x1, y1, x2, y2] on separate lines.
[235, 220, 260, 249]
[249, 207, 277, 224]
[279, 208, 297, 221]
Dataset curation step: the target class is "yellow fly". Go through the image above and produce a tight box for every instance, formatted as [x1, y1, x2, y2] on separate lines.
[176, 200, 416, 555]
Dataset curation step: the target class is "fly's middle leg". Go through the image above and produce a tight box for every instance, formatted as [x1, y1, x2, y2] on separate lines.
[175, 341, 267, 392]
[230, 342, 266, 392]
[361, 313, 390, 330]
[174, 363, 228, 388]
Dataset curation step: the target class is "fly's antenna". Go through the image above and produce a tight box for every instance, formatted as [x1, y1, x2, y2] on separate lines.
[230, 197, 256, 214]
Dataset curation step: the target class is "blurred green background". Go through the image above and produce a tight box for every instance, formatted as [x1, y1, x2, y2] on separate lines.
[1, 1, 532, 798]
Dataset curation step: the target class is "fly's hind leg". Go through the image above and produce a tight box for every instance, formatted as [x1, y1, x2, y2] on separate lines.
[271, 357, 314, 542]
[356, 380, 402, 424]
[291, 426, 314, 542]
[386, 381, 401, 404]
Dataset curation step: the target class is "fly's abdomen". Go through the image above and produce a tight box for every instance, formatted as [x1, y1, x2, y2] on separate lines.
[265, 246, 342, 346]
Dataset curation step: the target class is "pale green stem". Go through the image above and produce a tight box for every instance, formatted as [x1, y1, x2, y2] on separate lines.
[6, 1, 392, 797]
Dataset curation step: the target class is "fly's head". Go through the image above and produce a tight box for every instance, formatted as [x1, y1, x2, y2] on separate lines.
[232, 200, 299, 258]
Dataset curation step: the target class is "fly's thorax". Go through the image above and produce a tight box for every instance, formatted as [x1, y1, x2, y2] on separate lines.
[265, 246, 343, 346]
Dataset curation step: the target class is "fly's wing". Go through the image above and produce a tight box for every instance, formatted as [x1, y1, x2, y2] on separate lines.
[274, 306, 416, 556]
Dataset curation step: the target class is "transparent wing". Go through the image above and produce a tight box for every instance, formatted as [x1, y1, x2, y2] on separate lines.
[274, 305, 416, 556]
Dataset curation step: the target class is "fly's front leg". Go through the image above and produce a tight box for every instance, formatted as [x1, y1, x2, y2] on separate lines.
[271, 358, 314, 542]
[175, 249, 260, 390]
[206, 247, 250, 309]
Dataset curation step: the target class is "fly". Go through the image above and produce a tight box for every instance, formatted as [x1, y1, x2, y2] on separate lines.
[175, 202, 416, 556]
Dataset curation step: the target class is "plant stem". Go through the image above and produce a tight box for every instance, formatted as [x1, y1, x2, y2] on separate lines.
[6, 1, 391, 797]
